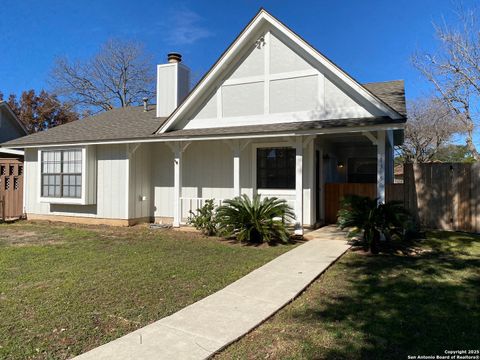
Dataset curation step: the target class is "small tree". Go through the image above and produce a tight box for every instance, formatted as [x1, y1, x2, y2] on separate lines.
[50, 39, 155, 114]
[399, 97, 465, 163]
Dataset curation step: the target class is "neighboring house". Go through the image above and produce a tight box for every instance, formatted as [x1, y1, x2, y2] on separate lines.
[1, 9, 406, 232]
[0, 101, 27, 158]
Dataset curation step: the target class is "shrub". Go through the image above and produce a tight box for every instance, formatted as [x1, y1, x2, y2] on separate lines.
[337, 195, 413, 254]
[216, 194, 295, 244]
[187, 199, 218, 236]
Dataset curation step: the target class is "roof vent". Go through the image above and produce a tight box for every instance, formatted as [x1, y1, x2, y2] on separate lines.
[143, 97, 148, 112]
[167, 52, 182, 63]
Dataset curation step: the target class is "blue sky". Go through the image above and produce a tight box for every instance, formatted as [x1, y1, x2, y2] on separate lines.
[0, 0, 477, 101]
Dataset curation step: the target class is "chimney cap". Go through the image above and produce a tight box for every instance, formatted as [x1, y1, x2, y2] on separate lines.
[167, 52, 182, 63]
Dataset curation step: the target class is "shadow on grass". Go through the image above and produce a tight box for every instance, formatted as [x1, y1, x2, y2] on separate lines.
[291, 232, 480, 359]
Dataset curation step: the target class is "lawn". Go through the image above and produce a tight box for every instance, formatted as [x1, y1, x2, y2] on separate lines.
[218, 231, 480, 359]
[0, 221, 295, 359]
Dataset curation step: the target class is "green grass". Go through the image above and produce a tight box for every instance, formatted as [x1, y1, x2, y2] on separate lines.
[0, 221, 294, 359]
[218, 231, 480, 359]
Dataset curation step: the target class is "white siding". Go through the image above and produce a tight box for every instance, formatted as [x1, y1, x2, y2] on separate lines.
[222, 82, 264, 117]
[152, 143, 174, 218]
[229, 44, 265, 79]
[269, 32, 313, 74]
[324, 77, 371, 118]
[24, 144, 129, 219]
[128, 144, 153, 219]
[270, 75, 318, 113]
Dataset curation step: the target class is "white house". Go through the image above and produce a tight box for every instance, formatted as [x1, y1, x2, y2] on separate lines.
[1, 9, 406, 231]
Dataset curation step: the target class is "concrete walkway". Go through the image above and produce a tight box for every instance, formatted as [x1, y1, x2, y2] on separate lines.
[74, 226, 350, 360]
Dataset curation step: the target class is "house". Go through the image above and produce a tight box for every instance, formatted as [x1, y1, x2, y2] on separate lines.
[0, 9, 406, 232]
[0, 101, 27, 158]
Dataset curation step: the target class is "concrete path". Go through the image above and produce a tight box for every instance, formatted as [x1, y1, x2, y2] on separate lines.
[74, 225, 350, 360]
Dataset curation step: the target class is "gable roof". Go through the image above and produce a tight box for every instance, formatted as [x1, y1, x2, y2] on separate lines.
[156, 8, 405, 134]
[1, 105, 165, 147]
[0, 101, 28, 134]
[0, 81, 405, 148]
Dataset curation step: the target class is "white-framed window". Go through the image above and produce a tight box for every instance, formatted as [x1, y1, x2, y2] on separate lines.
[256, 147, 295, 189]
[38, 146, 96, 205]
[41, 149, 82, 198]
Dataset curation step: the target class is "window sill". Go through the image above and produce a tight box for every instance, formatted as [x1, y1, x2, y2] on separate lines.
[39, 197, 93, 205]
[257, 189, 296, 196]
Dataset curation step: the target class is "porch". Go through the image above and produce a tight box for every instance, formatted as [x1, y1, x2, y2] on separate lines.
[148, 129, 396, 231]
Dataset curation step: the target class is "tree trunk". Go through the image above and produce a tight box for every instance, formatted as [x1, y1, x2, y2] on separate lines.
[466, 129, 480, 160]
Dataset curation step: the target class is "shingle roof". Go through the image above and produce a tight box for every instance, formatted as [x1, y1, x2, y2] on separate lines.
[1, 81, 406, 147]
[1, 105, 166, 147]
[160, 116, 404, 138]
[363, 80, 406, 117]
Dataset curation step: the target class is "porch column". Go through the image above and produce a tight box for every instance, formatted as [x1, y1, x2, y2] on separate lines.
[224, 140, 250, 198]
[173, 148, 182, 227]
[295, 137, 304, 235]
[377, 130, 386, 204]
[167, 141, 190, 227]
[233, 145, 240, 197]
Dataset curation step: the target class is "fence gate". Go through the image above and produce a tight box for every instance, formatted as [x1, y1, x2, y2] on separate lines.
[0, 158, 24, 220]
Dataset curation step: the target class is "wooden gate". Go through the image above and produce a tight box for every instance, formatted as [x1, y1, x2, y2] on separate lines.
[0, 158, 24, 220]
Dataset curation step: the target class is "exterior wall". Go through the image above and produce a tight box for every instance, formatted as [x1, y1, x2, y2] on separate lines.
[24, 144, 129, 221]
[128, 144, 153, 220]
[152, 143, 174, 219]
[151, 138, 315, 227]
[174, 30, 382, 131]
[0, 107, 25, 143]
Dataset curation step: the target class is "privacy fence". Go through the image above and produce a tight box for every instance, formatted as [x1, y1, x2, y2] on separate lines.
[325, 163, 480, 233]
[0, 158, 24, 220]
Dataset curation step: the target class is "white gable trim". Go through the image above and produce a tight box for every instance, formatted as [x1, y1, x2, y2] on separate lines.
[157, 9, 403, 134]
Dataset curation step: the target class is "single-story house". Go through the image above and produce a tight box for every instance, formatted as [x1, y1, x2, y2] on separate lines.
[1, 9, 406, 232]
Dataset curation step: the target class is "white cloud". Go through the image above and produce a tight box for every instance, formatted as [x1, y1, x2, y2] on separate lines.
[162, 7, 213, 45]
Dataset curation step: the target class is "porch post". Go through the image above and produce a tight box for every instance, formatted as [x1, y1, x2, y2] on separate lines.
[173, 147, 182, 227]
[295, 137, 304, 235]
[167, 141, 190, 227]
[377, 130, 386, 204]
[232, 142, 241, 197]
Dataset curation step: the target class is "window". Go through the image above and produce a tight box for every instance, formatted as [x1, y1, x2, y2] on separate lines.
[41, 150, 82, 198]
[257, 147, 295, 189]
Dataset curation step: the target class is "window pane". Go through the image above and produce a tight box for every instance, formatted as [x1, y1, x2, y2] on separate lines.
[257, 147, 295, 189]
[41, 149, 83, 198]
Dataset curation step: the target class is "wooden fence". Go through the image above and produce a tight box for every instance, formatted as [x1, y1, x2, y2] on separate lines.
[324, 183, 403, 224]
[324, 163, 480, 233]
[0, 158, 24, 220]
[403, 163, 480, 233]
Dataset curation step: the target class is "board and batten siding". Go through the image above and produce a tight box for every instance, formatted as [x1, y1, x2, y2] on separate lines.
[128, 144, 153, 220]
[151, 139, 315, 226]
[24, 144, 129, 220]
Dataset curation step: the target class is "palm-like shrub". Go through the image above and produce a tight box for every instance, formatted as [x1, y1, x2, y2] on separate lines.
[216, 194, 295, 244]
[337, 195, 412, 254]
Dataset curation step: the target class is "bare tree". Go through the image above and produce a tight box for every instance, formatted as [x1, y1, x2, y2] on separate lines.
[51, 39, 155, 113]
[399, 97, 465, 163]
[412, 7, 480, 160]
